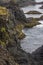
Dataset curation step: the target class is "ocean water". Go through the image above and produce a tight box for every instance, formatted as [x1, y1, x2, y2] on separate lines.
[21, 20, 43, 53]
[21, 1, 43, 53]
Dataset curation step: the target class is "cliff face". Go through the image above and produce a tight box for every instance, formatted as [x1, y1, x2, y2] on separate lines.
[0, 1, 37, 65]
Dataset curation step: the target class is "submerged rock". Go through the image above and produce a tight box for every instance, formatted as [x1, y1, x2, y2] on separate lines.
[25, 11, 42, 14]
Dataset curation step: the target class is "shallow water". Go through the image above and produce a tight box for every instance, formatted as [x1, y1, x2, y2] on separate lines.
[21, 20, 43, 53]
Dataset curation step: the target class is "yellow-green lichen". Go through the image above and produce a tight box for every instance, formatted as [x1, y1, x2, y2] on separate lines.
[0, 6, 9, 16]
[1, 27, 6, 32]
[18, 32, 25, 39]
[15, 24, 25, 39]
[0, 40, 6, 47]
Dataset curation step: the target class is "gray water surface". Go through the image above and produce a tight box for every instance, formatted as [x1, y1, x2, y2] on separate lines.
[21, 0, 43, 53]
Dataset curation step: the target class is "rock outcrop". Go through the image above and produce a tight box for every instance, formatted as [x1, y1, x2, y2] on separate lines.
[32, 46, 43, 65]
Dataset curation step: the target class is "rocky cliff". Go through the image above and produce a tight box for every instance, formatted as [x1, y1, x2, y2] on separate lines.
[0, 1, 37, 65]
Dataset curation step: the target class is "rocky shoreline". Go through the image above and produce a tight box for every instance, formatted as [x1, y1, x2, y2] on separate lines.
[0, 1, 38, 65]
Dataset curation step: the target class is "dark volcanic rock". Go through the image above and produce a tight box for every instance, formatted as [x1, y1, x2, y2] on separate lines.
[32, 46, 43, 65]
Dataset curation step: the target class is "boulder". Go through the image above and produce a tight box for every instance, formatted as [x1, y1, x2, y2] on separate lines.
[32, 46, 43, 65]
